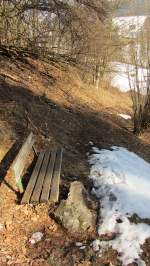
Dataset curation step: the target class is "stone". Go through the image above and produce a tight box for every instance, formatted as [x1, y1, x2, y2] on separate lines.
[54, 181, 96, 233]
[29, 232, 44, 244]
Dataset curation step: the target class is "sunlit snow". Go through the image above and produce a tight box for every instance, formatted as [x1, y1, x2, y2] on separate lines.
[118, 114, 131, 120]
[110, 62, 148, 93]
[89, 146, 150, 265]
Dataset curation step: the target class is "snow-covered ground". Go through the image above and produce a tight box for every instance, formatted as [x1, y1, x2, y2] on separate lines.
[118, 113, 131, 120]
[110, 62, 148, 93]
[109, 15, 150, 93]
[110, 15, 149, 93]
[89, 146, 150, 265]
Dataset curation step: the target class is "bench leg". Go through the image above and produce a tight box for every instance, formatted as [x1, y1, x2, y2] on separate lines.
[17, 178, 24, 194]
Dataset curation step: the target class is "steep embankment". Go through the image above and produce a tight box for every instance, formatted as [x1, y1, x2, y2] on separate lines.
[0, 54, 150, 265]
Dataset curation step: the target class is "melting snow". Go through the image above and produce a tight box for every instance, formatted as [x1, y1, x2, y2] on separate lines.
[89, 146, 150, 265]
[118, 114, 131, 120]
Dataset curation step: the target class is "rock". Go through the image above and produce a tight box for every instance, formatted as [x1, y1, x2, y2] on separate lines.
[92, 240, 101, 252]
[76, 242, 83, 247]
[54, 181, 96, 233]
[29, 232, 44, 244]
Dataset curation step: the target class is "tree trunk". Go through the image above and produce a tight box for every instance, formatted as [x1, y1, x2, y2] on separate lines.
[95, 63, 100, 91]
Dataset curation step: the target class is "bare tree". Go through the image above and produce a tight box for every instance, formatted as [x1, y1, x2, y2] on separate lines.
[0, 0, 125, 81]
[127, 18, 150, 134]
[0, 0, 111, 86]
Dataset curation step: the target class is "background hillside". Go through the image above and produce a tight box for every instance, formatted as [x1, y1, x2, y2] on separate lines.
[116, 0, 150, 16]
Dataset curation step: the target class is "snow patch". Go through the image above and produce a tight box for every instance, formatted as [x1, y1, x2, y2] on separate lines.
[110, 62, 148, 93]
[92, 239, 101, 252]
[118, 114, 131, 120]
[89, 146, 150, 265]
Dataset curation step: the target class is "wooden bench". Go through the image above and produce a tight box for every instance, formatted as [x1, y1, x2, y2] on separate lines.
[11, 132, 63, 204]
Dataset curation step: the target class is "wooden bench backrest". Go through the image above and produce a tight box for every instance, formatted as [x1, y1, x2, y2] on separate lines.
[11, 132, 35, 193]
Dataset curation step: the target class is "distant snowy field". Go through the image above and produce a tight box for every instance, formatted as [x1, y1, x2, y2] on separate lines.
[110, 62, 148, 93]
[89, 146, 150, 265]
[110, 15, 149, 94]
[113, 16, 147, 38]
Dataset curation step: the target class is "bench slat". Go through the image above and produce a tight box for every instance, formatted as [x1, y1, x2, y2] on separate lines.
[31, 150, 51, 203]
[49, 148, 63, 202]
[40, 149, 57, 203]
[11, 132, 35, 192]
[21, 151, 45, 204]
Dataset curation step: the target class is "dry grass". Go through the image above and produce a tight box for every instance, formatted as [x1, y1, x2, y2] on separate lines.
[44, 63, 132, 121]
[98, 87, 131, 112]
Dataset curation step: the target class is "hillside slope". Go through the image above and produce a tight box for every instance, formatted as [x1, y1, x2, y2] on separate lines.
[0, 54, 150, 265]
[0, 55, 149, 162]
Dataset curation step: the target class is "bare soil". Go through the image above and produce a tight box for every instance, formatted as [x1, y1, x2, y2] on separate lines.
[0, 54, 149, 266]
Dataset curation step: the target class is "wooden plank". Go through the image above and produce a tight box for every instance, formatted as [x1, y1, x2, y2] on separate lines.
[49, 148, 63, 202]
[40, 149, 57, 203]
[31, 150, 51, 203]
[21, 151, 45, 204]
[11, 132, 35, 192]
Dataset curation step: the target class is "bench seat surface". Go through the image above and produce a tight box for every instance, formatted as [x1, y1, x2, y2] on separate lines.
[21, 148, 63, 204]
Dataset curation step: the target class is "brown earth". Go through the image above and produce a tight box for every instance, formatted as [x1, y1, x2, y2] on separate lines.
[0, 54, 149, 266]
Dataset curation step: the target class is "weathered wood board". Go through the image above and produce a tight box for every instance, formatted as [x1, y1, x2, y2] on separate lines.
[21, 148, 63, 204]
[11, 132, 35, 192]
